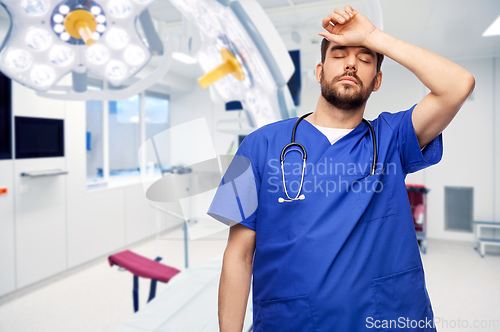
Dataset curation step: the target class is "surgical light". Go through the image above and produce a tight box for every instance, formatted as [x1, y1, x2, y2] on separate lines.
[31, 64, 56, 86]
[53, 14, 64, 23]
[59, 5, 70, 14]
[96, 14, 106, 23]
[108, 0, 133, 18]
[21, 0, 50, 16]
[86, 44, 110, 65]
[0, 0, 157, 93]
[5, 49, 32, 72]
[54, 24, 64, 33]
[106, 60, 128, 80]
[124, 45, 146, 66]
[96, 24, 106, 33]
[170, 0, 295, 128]
[106, 28, 130, 49]
[60, 32, 70, 41]
[90, 6, 101, 15]
[49, 45, 74, 67]
[25, 29, 53, 52]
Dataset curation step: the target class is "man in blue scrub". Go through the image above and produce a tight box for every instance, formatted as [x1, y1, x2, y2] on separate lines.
[210, 5, 475, 332]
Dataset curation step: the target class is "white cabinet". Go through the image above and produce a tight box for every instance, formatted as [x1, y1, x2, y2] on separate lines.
[14, 158, 67, 288]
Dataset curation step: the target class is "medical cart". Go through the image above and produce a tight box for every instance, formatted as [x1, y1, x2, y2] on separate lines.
[474, 221, 500, 257]
[406, 184, 430, 254]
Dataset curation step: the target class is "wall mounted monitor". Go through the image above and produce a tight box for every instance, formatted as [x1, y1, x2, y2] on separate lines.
[0, 71, 12, 160]
[15, 117, 64, 159]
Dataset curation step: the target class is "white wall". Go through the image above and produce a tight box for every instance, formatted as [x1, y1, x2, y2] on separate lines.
[425, 58, 496, 241]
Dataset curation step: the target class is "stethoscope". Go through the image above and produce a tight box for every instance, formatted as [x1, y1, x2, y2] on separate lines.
[278, 112, 378, 203]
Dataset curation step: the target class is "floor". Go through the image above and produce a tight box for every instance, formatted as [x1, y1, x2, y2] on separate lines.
[0, 229, 499, 332]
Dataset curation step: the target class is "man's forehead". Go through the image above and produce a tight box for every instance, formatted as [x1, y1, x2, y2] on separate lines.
[328, 44, 376, 57]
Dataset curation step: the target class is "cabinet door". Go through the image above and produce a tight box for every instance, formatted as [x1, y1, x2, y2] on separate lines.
[15, 158, 67, 288]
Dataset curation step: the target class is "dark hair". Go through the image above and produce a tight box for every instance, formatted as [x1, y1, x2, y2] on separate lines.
[321, 38, 384, 73]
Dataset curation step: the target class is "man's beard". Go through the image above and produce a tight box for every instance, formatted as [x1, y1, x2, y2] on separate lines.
[320, 69, 377, 111]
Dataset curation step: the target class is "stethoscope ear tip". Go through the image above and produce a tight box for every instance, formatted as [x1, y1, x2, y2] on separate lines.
[278, 197, 285, 203]
[299, 194, 305, 200]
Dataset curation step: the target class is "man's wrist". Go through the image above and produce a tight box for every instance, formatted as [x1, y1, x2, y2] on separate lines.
[364, 28, 387, 55]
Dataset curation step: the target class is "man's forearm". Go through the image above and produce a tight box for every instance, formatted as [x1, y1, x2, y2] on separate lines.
[365, 29, 474, 97]
[219, 251, 253, 332]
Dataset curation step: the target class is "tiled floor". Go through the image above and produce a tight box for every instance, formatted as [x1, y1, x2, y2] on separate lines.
[0, 230, 499, 332]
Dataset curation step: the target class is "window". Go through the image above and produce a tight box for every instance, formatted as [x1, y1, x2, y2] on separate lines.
[86, 81, 104, 180]
[85, 82, 170, 184]
[109, 94, 141, 177]
[145, 91, 170, 141]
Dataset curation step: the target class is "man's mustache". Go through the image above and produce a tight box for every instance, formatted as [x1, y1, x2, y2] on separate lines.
[333, 72, 363, 87]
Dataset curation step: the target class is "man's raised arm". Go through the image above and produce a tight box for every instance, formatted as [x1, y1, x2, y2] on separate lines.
[319, 4, 475, 148]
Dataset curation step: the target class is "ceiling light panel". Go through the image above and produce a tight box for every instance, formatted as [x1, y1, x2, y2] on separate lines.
[483, 15, 500, 37]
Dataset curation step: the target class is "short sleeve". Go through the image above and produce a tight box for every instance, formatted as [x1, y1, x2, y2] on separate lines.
[207, 138, 259, 231]
[380, 104, 443, 175]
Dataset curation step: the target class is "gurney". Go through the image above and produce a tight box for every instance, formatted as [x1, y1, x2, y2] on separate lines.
[112, 254, 253, 332]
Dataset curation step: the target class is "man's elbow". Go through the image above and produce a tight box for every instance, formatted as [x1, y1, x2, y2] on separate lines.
[462, 72, 475, 98]
[466, 72, 475, 93]
[449, 72, 475, 103]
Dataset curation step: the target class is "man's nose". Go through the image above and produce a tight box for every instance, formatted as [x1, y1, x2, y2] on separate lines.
[344, 56, 357, 72]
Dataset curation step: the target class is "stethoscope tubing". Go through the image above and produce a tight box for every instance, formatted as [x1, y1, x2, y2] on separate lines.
[279, 112, 378, 203]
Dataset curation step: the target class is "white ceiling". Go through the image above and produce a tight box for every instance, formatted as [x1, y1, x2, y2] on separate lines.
[149, 0, 500, 77]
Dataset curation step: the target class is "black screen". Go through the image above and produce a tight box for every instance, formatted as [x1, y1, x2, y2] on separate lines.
[15, 117, 64, 159]
[238, 135, 247, 146]
[225, 101, 243, 111]
[287, 50, 302, 107]
[0, 72, 12, 160]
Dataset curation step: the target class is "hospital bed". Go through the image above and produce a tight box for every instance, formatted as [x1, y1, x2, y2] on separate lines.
[111, 254, 253, 332]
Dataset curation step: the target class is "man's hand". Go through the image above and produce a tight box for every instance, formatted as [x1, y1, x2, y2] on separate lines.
[319, 4, 475, 149]
[319, 5, 377, 48]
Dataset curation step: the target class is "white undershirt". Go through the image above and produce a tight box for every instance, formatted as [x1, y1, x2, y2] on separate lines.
[312, 124, 354, 145]
[313, 123, 430, 150]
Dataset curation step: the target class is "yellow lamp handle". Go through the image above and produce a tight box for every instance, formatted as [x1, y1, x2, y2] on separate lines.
[198, 49, 244, 89]
[64, 9, 97, 47]
[75, 21, 95, 46]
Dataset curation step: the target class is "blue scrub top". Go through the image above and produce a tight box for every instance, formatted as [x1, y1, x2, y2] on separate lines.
[208, 104, 443, 332]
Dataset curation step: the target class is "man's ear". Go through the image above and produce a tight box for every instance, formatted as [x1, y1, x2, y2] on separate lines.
[372, 71, 382, 92]
[315, 62, 323, 84]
